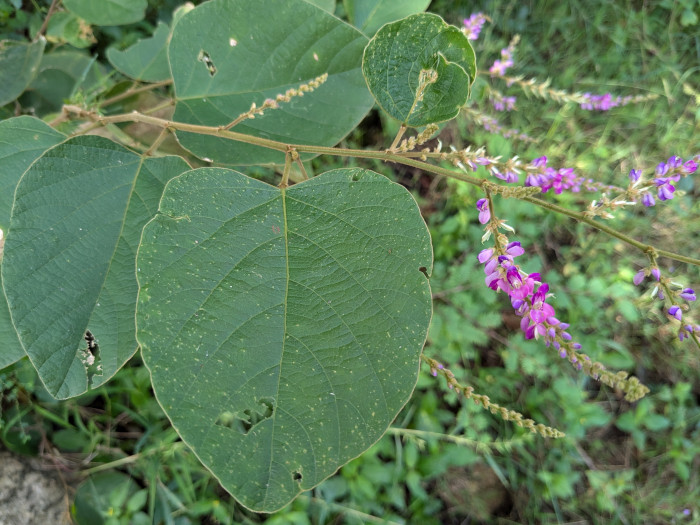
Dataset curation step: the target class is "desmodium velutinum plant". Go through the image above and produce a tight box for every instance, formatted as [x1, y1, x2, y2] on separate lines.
[0, 1, 698, 514]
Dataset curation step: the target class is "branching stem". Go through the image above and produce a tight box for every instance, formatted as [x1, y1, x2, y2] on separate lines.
[59, 105, 700, 268]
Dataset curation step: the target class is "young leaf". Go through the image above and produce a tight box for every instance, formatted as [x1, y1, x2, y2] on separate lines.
[168, 0, 374, 165]
[2, 136, 190, 398]
[344, 0, 431, 36]
[0, 116, 65, 370]
[136, 168, 433, 512]
[0, 38, 45, 106]
[362, 13, 476, 127]
[107, 22, 171, 83]
[62, 0, 147, 26]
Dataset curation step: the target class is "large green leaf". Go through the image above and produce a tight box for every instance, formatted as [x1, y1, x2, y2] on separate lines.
[107, 22, 171, 83]
[62, 0, 147, 26]
[0, 38, 45, 106]
[168, 0, 374, 165]
[362, 13, 476, 127]
[137, 168, 433, 511]
[344, 0, 431, 36]
[0, 116, 65, 370]
[2, 136, 190, 398]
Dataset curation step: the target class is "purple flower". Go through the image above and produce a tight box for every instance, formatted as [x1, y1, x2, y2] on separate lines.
[667, 156, 683, 169]
[492, 95, 516, 111]
[633, 270, 645, 286]
[478, 248, 494, 263]
[682, 159, 697, 174]
[628, 169, 641, 182]
[655, 162, 669, 176]
[476, 198, 490, 224]
[642, 193, 655, 207]
[669, 305, 682, 321]
[463, 13, 487, 40]
[680, 288, 696, 301]
[506, 241, 525, 256]
[655, 178, 675, 201]
[580, 93, 620, 111]
[651, 268, 660, 281]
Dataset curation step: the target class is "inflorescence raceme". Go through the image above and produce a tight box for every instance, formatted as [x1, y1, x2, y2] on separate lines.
[421, 356, 565, 438]
[476, 197, 651, 402]
[633, 263, 699, 345]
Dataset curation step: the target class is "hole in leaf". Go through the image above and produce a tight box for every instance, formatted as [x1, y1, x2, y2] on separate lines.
[81, 330, 103, 388]
[197, 50, 217, 76]
[419, 266, 429, 279]
[215, 397, 275, 435]
[292, 470, 302, 482]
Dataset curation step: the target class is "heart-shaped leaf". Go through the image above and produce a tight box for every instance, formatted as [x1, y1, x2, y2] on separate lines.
[0, 116, 65, 370]
[2, 136, 190, 398]
[168, 0, 374, 165]
[136, 168, 432, 511]
[362, 13, 476, 127]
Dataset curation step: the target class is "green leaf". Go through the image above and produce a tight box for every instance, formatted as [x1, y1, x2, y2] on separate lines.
[45, 11, 95, 48]
[344, 0, 431, 36]
[0, 38, 45, 106]
[680, 8, 698, 26]
[20, 50, 107, 115]
[168, 0, 374, 165]
[362, 13, 476, 127]
[107, 22, 171, 82]
[62, 0, 147, 26]
[2, 136, 190, 399]
[0, 116, 65, 370]
[137, 167, 432, 511]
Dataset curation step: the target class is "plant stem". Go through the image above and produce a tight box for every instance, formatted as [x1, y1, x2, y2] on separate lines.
[99, 80, 173, 108]
[35, 0, 60, 40]
[59, 105, 700, 267]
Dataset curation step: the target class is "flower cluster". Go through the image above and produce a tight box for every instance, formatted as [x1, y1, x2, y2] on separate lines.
[628, 154, 698, 206]
[422, 356, 565, 438]
[461, 107, 536, 144]
[462, 12, 488, 40]
[478, 241, 577, 345]
[224, 73, 328, 130]
[524, 155, 617, 194]
[476, 199, 650, 401]
[489, 35, 519, 76]
[490, 74, 660, 109]
[580, 92, 661, 111]
[633, 265, 698, 343]
[491, 93, 517, 111]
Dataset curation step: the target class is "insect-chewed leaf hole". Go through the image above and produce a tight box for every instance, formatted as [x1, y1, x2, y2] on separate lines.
[292, 470, 302, 482]
[215, 397, 275, 435]
[82, 330, 103, 388]
[197, 49, 217, 76]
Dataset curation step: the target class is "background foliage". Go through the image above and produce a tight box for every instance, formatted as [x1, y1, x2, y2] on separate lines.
[1, 0, 699, 523]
